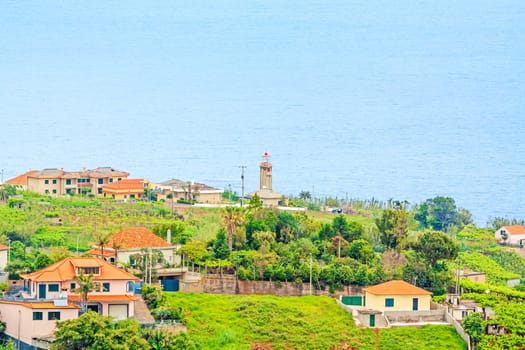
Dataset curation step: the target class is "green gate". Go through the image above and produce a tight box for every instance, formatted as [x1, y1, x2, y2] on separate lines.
[341, 296, 363, 306]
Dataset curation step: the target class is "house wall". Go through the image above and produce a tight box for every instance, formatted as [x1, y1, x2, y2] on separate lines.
[364, 293, 431, 311]
[28, 279, 136, 299]
[0, 302, 78, 346]
[0, 250, 8, 271]
[27, 177, 64, 196]
[119, 247, 179, 267]
[196, 192, 223, 204]
[494, 228, 525, 245]
[103, 189, 144, 200]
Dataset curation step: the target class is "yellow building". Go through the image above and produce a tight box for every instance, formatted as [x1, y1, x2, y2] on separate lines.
[364, 280, 431, 311]
[25, 167, 129, 196]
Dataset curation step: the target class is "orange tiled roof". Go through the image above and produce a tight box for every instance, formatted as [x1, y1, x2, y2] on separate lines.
[6, 170, 38, 186]
[0, 244, 9, 251]
[502, 225, 525, 235]
[364, 280, 432, 296]
[21, 257, 139, 282]
[68, 294, 137, 302]
[106, 227, 171, 249]
[87, 248, 115, 257]
[0, 300, 79, 309]
[103, 179, 145, 191]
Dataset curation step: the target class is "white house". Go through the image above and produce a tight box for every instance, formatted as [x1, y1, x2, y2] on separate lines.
[495, 225, 525, 246]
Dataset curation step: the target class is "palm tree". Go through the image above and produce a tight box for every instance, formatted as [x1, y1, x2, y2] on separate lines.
[94, 232, 111, 259]
[221, 206, 246, 252]
[74, 270, 99, 313]
[110, 239, 123, 265]
[333, 235, 344, 258]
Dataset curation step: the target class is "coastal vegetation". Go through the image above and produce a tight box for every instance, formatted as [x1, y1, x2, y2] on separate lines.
[0, 188, 524, 348]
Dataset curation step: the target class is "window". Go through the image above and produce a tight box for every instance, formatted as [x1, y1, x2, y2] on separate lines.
[78, 267, 100, 275]
[102, 282, 110, 292]
[52, 189, 57, 194]
[98, 188, 102, 194]
[44, 180, 49, 184]
[45, 189, 49, 194]
[48, 312, 61, 320]
[70, 282, 76, 290]
[48, 284, 59, 292]
[385, 298, 394, 307]
[33, 312, 43, 320]
[66, 189, 72, 194]
[98, 178, 103, 184]
[52, 179, 57, 184]
[109, 178, 113, 183]
[130, 194, 135, 199]
[127, 281, 135, 293]
[66, 179, 71, 185]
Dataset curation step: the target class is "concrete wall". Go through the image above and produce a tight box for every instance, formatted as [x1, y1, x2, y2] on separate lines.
[384, 309, 446, 323]
[365, 293, 431, 311]
[179, 275, 360, 297]
[445, 311, 472, 350]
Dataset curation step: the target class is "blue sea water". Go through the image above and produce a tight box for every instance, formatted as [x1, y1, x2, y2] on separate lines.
[1, 1, 524, 225]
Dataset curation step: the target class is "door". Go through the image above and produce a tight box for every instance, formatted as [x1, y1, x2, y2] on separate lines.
[412, 298, 419, 311]
[38, 284, 46, 299]
[369, 314, 375, 327]
[109, 304, 129, 321]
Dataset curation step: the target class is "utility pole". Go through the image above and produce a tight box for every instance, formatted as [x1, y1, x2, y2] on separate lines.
[0, 169, 4, 184]
[238, 166, 246, 206]
[309, 254, 313, 296]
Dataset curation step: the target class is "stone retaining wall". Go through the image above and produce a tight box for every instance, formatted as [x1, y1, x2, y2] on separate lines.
[179, 274, 363, 297]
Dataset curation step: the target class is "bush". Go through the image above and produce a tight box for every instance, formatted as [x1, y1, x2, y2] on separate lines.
[141, 285, 165, 309]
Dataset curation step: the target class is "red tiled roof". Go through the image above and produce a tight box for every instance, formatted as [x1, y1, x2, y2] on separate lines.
[0, 244, 9, 251]
[103, 179, 145, 191]
[6, 170, 38, 186]
[364, 280, 431, 295]
[21, 257, 139, 282]
[502, 225, 525, 235]
[106, 227, 171, 249]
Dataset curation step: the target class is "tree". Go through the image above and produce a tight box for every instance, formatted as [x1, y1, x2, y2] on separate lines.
[462, 312, 484, 346]
[212, 229, 230, 259]
[299, 191, 311, 201]
[130, 248, 165, 284]
[414, 231, 458, 266]
[73, 270, 99, 313]
[253, 231, 275, 254]
[51, 311, 149, 350]
[414, 196, 472, 232]
[94, 232, 111, 258]
[375, 200, 410, 250]
[332, 215, 363, 242]
[180, 239, 209, 264]
[348, 239, 376, 265]
[221, 206, 246, 252]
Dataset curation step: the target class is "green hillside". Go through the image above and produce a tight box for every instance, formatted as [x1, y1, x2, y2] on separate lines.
[165, 292, 466, 350]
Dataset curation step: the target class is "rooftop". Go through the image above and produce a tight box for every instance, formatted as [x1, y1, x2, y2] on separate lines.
[106, 227, 172, 249]
[501, 225, 525, 235]
[364, 280, 432, 296]
[21, 257, 139, 282]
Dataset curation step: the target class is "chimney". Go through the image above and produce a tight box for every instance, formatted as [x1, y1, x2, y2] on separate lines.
[167, 229, 172, 245]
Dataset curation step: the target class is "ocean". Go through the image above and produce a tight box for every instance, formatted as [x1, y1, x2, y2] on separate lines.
[1, 0, 524, 225]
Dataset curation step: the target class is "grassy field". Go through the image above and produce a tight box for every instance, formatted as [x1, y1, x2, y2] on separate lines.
[165, 292, 467, 350]
[378, 325, 467, 350]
